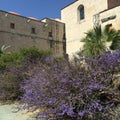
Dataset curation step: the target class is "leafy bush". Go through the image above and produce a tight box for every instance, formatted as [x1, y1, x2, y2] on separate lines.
[0, 67, 25, 101]
[19, 47, 51, 63]
[0, 47, 51, 71]
[0, 45, 11, 57]
[21, 50, 120, 120]
[0, 51, 25, 73]
[0, 47, 51, 101]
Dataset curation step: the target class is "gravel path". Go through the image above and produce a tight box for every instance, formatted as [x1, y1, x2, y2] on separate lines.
[0, 103, 35, 120]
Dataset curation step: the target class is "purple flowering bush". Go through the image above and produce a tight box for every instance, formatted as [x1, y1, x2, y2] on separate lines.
[21, 50, 120, 120]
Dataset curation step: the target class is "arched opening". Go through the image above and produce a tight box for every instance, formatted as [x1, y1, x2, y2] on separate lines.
[78, 5, 85, 21]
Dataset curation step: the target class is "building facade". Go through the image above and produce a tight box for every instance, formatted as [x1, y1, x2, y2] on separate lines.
[0, 10, 66, 57]
[61, 0, 120, 56]
[0, 0, 120, 57]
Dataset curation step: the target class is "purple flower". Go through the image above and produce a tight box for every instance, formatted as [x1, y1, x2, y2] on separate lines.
[20, 49, 120, 119]
[78, 111, 85, 117]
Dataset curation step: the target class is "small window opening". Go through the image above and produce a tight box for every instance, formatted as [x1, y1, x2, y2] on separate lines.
[49, 32, 53, 37]
[50, 40, 53, 48]
[80, 6, 84, 20]
[10, 23, 15, 29]
[106, 24, 112, 30]
[63, 33, 66, 40]
[31, 27, 36, 34]
[78, 5, 85, 21]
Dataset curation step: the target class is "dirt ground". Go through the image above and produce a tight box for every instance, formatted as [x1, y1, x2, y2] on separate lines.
[0, 103, 35, 120]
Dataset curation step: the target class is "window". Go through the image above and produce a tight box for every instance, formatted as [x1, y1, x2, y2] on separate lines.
[49, 32, 52, 37]
[78, 5, 85, 20]
[106, 24, 112, 30]
[55, 43, 59, 54]
[63, 33, 66, 40]
[31, 27, 36, 34]
[50, 40, 53, 48]
[80, 6, 84, 20]
[10, 23, 15, 29]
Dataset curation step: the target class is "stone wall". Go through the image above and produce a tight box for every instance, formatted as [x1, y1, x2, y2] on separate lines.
[61, 0, 108, 56]
[0, 10, 66, 57]
[61, 0, 120, 57]
[100, 6, 120, 30]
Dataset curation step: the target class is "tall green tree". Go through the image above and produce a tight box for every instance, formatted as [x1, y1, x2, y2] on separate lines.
[81, 25, 120, 57]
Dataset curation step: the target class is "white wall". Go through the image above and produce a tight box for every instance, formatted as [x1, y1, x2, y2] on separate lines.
[61, 0, 108, 56]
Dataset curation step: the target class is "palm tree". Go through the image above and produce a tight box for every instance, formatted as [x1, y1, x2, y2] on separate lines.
[109, 30, 120, 50]
[81, 25, 106, 58]
[81, 25, 120, 57]
[0, 45, 11, 57]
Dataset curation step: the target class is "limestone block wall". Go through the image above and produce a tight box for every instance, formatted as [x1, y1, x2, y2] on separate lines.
[0, 10, 66, 57]
[41, 18, 66, 56]
[100, 6, 120, 30]
[61, 0, 108, 56]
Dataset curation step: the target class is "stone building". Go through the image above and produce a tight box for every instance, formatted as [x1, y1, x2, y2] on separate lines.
[0, 0, 120, 57]
[61, 0, 120, 56]
[0, 10, 66, 57]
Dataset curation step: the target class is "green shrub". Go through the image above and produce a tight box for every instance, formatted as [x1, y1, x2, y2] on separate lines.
[0, 52, 24, 72]
[0, 67, 25, 101]
[0, 47, 51, 72]
[0, 47, 52, 101]
[0, 45, 11, 57]
[19, 47, 51, 62]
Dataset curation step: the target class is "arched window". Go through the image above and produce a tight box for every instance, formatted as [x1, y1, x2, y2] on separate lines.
[78, 5, 85, 20]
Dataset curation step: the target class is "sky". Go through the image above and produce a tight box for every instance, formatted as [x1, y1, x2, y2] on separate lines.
[0, 0, 74, 20]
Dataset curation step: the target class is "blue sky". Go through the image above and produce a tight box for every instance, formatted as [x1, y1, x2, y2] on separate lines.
[0, 0, 74, 20]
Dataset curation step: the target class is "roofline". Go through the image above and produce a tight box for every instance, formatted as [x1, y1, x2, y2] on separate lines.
[41, 17, 65, 24]
[0, 9, 46, 24]
[0, 9, 65, 24]
[99, 5, 120, 14]
[61, 0, 79, 10]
